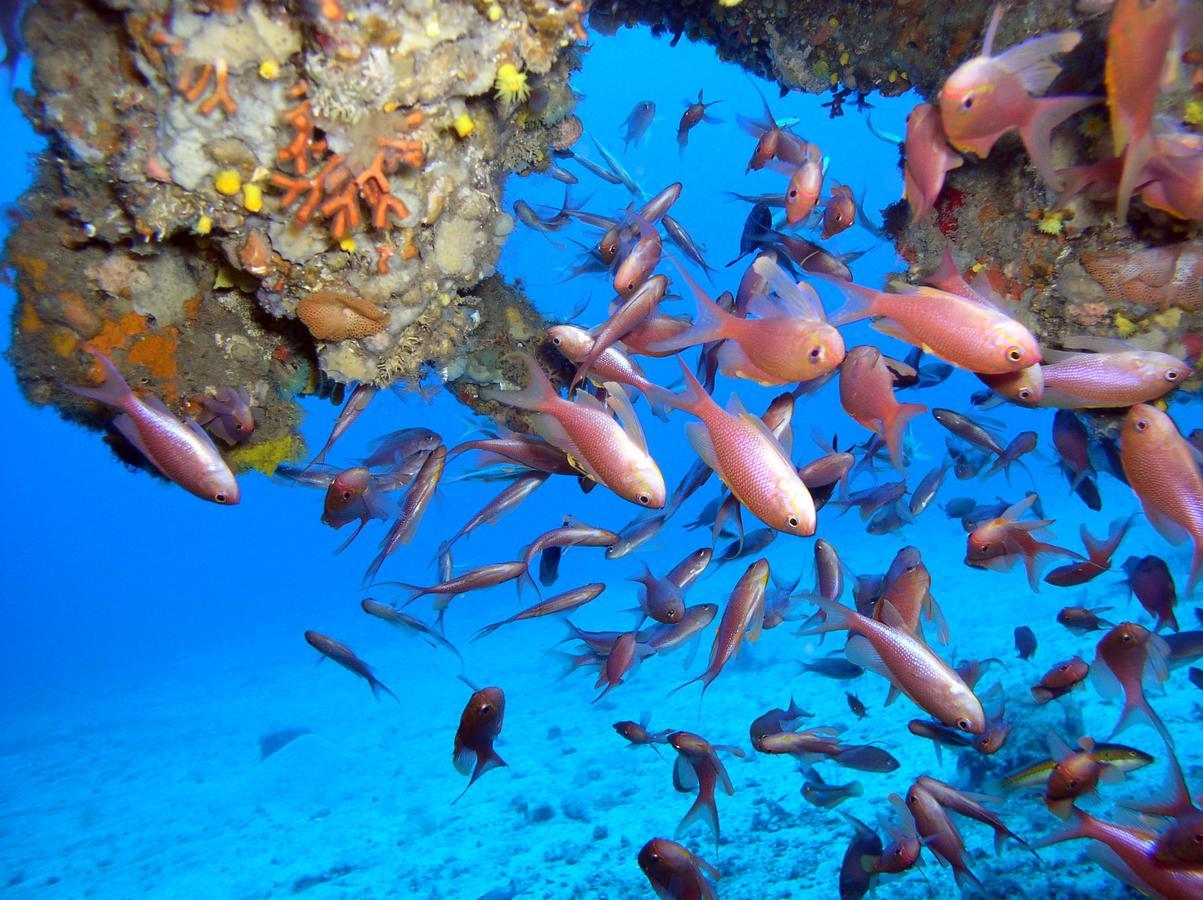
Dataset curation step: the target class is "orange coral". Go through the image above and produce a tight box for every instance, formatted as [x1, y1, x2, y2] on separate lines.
[271, 91, 424, 243]
[177, 57, 237, 116]
[127, 331, 179, 380]
[296, 290, 389, 341]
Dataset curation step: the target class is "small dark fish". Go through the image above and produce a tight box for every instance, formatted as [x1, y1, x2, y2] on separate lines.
[846, 693, 868, 718]
[1046, 517, 1133, 587]
[361, 598, 462, 661]
[605, 513, 666, 559]
[1164, 631, 1203, 669]
[452, 684, 506, 801]
[1015, 625, 1038, 661]
[908, 719, 974, 764]
[1052, 409, 1096, 492]
[677, 89, 721, 155]
[304, 630, 396, 701]
[803, 778, 863, 809]
[539, 544, 562, 586]
[472, 583, 605, 640]
[714, 527, 777, 567]
[621, 100, 656, 149]
[726, 202, 774, 267]
[932, 408, 1006, 456]
[1123, 555, 1180, 632]
[644, 602, 718, 653]
[948, 440, 991, 480]
[800, 656, 865, 681]
[362, 427, 442, 469]
[984, 430, 1038, 482]
[749, 698, 814, 746]
[1191, 667, 1203, 690]
[195, 386, 255, 446]
[838, 814, 884, 900]
[667, 547, 712, 590]
[1057, 605, 1114, 635]
[943, 496, 977, 518]
[303, 384, 377, 470]
[834, 744, 900, 773]
[909, 460, 950, 516]
[614, 712, 673, 751]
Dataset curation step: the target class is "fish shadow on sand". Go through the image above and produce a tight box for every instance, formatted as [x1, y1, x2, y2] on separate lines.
[259, 727, 313, 761]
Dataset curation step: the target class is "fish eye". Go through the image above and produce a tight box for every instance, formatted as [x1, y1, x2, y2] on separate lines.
[1134, 419, 1149, 432]
[1165, 370, 1180, 381]
[638, 493, 650, 505]
[479, 703, 492, 715]
[1069, 778, 1079, 788]
[342, 490, 353, 501]
[1006, 347, 1023, 362]
[1018, 388, 1033, 401]
[788, 189, 798, 200]
[809, 347, 822, 361]
[214, 492, 227, 503]
[956, 717, 971, 731]
[788, 516, 799, 528]
[551, 335, 561, 345]
[962, 96, 974, 110]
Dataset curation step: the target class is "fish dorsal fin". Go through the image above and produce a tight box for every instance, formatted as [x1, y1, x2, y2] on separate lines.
[1046, 729, 1074, 760]
[980, 3, 1003, 57]
[751, 255, 826, 321]
[924, 247, 974, 296]
[1001, 492, 1038, 522]
[602, 382, 648, 453]
[184, 417, 222, 452]
[995, 31, 1082, 97]
[1061, 334, 1134, 354]
[1040, 346, 1080, 365]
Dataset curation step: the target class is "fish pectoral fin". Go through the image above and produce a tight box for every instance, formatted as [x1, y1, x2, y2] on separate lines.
[453, 745, 477, 776]
[673, 756, 699, 793]
[1144, 505, 1190, 546]
[870, 316, 921, 348]
[685, 421, 722, 477]
[1083, 843, 1149, 896]
[602, 381, 648, 453]
[844, 634, 891, 681]
[995, 31, 1081, 95]
[111, 413, 154, 461]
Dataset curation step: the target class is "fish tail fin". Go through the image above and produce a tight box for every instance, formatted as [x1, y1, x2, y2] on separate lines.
[1030, 685, 1053, 704]
[882, 402, 926, 472]
[1033, 806, 1091, 848]
[1112, 690, 1174, 750]
[952, 862, 984, 895]
[480, 353, 556, 412]
[1020, 95, 1101, 189]
[67, 346, 134, 410]
[370, 676, 399, 703]
[471, 621, 502, 642]
[647, 358, 713, 418]
[648, 261, 731, 354]
[675, 790, 720, 850]
[796, 596, 855, 636]
[670, 668, 713, 697]
[1115, 125, 1155, 222]
[823, 277, 880, 326]
[1188, 537, 1203, 597]
[1026, 541, 1085, 591]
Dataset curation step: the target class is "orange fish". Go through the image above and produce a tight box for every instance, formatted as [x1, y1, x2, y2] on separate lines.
[1120, 403, 1203, 592]
[821, 184, 856, 239]
[785, 144, 825, 225]
[452, 683, 506, 801]
[638, 837, 719, 900]
[1105, 0, 1183, 220]
[676, 558, 770, 696]
[940, 5, 1099, 187]
[839, 346, 927, 473]
[965, 493, 1083, 590]
[1031, 655, 1090, 704]
[902, 104, 963, 223]
[1044, 733, 1126, 819]
[1092, 621, 1172, 746]
[668, 731, 743, 851]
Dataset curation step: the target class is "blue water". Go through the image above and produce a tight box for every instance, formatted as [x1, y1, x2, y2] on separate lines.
[2, 26, 1200, 900]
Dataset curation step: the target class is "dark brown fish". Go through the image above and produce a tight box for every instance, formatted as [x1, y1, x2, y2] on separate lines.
[364, 444, 448, 585]
[838, 813, 883, 900]
[1015, 625, 1037, 660]
[643, 603, 719, 654]
[1122, 555, 1180, 633]
[594, 631, 655, 702]
[749, 698, 814, 747]
[382, 560, 531, 608]
[1057, 605, 1114, 635]
[666, 548, 713, 590]
[846, 693, 868, 718]
[304, 630, 396, 701]
[360, 599, 462, 662]
[1165, 631, 1203, 669]
[669, 731, 742, 850]
[676, 559, 769, 697]
[473, 583, 606, 640]
[1046, 517, 1133, 587]
[915, 775, 1032, 854]
[677, 89, 722, 155]
[802, 776, 863, 809]
[452, 684, 506, 801]
[834, 744, 900, 773]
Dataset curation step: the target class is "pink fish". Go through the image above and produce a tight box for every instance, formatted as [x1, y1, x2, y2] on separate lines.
[1093, 621, 1172, 745]
[638, 838, 719, 900]
[68, 347, 239, 505]
[677, 89, 721, 157]
[939, 5, 1099, 187]
[801, 596, 984, 733]
[548, 324, 667, 417]
[813, 272, 1040, 374]
[1105, 0, 1183, 220]
[651, 362, 816, 534]
[643, 258, 844, 387]
[785, 144, 825, 225]
[1120, 403, 1203, 592]
[302, 383, 377, 471]
[194, 387, 254, 446]
[1044, 517, 1132, 588]
[1033, 339, 1191, 408]
[483, 354, 666, 508]
[593, 631, 655, 703]
[903, 103, 963, 222]
[676, 559, 770, 696]
[321, 466, 395, 552]
[839, 346, 927, 472]
[668, 730, 743, 850]
[965, 493, 1083, 590]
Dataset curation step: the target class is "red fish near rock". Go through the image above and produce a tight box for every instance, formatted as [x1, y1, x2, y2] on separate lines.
[452, 683, 506, 802]
[821, 184, 856, 239]
[965, 493, 1083, 590]
[68, 346, 240, 505]
[903, 103, 963, 223]
[677, 89, 721, 157]
[638, 837, 719, 900]
[939, 5, 1099, 187]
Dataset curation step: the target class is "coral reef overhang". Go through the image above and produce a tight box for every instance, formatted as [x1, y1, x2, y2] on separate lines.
[5, 0, 1201, 474]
